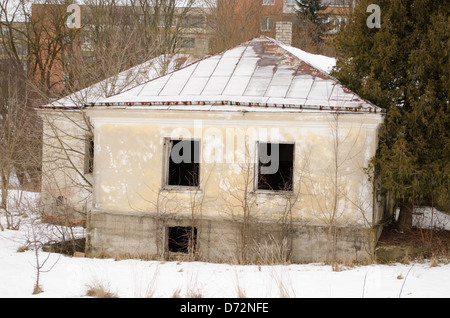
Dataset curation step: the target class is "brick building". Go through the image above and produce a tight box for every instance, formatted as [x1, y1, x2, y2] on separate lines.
[29, 3, 210, 94]
[221, 0, 355, 47]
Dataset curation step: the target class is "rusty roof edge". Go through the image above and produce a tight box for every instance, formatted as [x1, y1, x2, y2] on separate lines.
[35, 105, 83, 111]
[84, 100, 386, 114]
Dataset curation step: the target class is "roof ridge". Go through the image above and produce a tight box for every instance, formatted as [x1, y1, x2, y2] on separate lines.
[88, 37, 384, 114]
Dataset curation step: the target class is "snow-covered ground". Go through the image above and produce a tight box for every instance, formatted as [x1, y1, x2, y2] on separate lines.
[1, 190, 449, 298]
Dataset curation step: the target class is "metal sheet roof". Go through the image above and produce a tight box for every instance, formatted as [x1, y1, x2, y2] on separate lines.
[89, 37, 383, 113]
[40, 54, 195, 109]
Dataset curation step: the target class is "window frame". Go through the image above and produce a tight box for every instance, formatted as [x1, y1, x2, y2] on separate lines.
[255, 141, 295, 193]
[166, 226, 198, 254]
[163, 138, 201, 190]
[261, 16, 274, 32]
[262, 0, 275, 6]
[181, 37, 196, 48]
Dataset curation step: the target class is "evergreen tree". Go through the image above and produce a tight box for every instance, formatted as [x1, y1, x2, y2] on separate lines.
[332, 0, 449, 231]
[295, 0, 329, 24]
[293, 0, 330, 54]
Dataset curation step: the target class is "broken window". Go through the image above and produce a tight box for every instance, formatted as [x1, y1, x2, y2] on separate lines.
[166, 139, 200, 187]
[167, 226, 197, 254]
[257, 143, 294, 191]
[56, 195, 65, 207]
[84, 134, 94, 174]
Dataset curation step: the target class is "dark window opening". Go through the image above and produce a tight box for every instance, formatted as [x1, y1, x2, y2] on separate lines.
[56, 195, 65, 207]
[181, 37, 195, 48]
[167, 140, 200, 187]
[85, 135, 94, 174]
[168, 226, 197, 253]
[258, 143, 294, 191]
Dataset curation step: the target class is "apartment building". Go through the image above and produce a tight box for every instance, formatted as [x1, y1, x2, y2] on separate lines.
[256, 0, 355, 45]
[28, 3, 210, 94]
[0, 21, 28, 64]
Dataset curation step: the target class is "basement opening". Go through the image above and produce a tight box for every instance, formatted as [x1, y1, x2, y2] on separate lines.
[257, 143, 294, 191]
[167, 226, 198, 254]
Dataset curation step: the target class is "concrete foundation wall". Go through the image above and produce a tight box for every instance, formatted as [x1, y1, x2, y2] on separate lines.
[86, 209, 375, 263]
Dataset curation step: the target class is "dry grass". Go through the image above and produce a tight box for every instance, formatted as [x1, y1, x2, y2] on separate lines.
[17, 245, 29, 253]
[234, 270, 247, 298]
[172, 287, 182, 298]
[377, 223, 450, 263]
[32, 284, 43, 295]
[252, 235, 290, 265]
[133, 264, 160, 298]
[236, 287, 247, 298]
[186, 290, 203, 298]
[270, 268, 296, 298]
[86, 282, 118, 298]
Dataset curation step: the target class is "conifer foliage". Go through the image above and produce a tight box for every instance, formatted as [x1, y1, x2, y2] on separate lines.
[332, 0, 449, 231]
[295, 0, 328, 24]
[293, 0, 330, 54]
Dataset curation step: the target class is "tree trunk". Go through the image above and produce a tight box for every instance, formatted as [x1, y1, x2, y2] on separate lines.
[396, 202, 413, 232]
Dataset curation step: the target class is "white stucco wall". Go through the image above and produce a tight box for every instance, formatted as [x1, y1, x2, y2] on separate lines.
[39, 110, 93, 223]
[87, 107, 384, 228]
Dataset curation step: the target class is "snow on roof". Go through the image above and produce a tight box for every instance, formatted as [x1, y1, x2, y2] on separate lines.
[90, 37, 382, 113]
[277, 42, 336, 74]
[40, 54, 196, 109]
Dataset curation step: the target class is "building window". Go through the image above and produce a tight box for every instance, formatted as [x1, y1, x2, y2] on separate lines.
[263, 0, 275, 5]
[283, 0, 297, 13]
[166, 139, 200, 187]
[167, 226, 197, 254]
[1, 28, 10, 37]
[56, 195, 65, 207]
[181, 37, 196, 48]
[257, 143, 294, 191]
[85, 135, 94, 174]
[327, 16, 348, 34]
[261, 17, 274, 32]
[182, 15, 205, 28]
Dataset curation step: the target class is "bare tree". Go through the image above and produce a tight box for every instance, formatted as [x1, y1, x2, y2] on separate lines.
[13, 192, 61, 294]
[205, 0, 263, 54]
[292, 0, 333, 55]
[32, 0, 199, 225]
[299, 111, 373, 268]
[218, 137, 258, 264]
[218, 136, 303, 264]
[0, 57, 41, 229]
[29, 213, 60, 295]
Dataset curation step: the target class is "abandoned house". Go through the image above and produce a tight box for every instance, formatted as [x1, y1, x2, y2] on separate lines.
[37, 54, 196, 226]
[83, 36, 385, 263]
